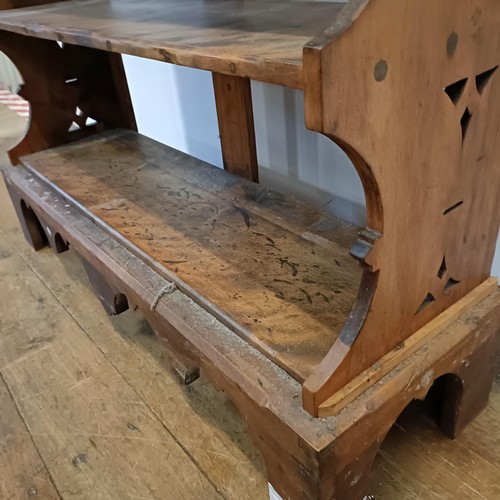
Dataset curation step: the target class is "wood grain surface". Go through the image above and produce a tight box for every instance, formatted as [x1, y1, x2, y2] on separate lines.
[21, 129, 362, 382]
[0, 0, 499, 494]
[0, 0, 345, 88]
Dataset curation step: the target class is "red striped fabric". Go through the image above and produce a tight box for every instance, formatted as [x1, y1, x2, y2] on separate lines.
[0, 88, 29, 119]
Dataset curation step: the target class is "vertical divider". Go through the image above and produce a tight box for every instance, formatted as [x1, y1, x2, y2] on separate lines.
[212, 72, 259, 182]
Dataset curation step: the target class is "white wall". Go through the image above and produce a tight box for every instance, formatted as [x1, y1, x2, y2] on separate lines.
[122, 55, 500, 278]
[0, 52, 23, 92]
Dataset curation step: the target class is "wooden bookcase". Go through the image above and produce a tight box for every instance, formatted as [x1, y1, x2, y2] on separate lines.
[0, 1, 499, 498]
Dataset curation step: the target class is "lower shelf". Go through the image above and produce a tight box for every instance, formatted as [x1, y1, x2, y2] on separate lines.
[2, 159, 500, 500]
[3, 163, 499, 500]
[18, 129, 362, 382]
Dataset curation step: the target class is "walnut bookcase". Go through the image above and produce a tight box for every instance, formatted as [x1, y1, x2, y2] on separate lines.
[0, 1, 499, 499]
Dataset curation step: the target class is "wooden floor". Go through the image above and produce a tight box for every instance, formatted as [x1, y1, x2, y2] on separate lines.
[0, 103, 499, 499]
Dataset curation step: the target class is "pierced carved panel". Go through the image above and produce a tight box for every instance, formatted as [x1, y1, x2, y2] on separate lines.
[0, 31, 136, 163]
[302, 0, 500, 411]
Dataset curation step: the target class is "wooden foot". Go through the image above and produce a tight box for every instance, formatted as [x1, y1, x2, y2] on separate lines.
[80, 257, 129, 316]
[3, 176, 69, 254]
[261, 439, 381, 499]
[437, 331, 499, 439]
[332, 440, 381, 500]
[162, 348, 200, 386]
[9, 187, 48, 251]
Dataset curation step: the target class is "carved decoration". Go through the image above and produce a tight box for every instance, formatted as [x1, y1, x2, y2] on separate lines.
[0, 30, 136, 163]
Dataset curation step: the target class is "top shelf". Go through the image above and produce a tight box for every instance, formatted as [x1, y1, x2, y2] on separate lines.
[0, 0, 345, 88]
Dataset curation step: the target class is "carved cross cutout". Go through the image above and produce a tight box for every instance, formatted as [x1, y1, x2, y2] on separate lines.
[444, 66, 498, 144]
[416, 256, 460, 314]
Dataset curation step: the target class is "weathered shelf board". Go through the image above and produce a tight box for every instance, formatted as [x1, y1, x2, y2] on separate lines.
[21, 129, 362, 382]
[0, 0, 344, 89]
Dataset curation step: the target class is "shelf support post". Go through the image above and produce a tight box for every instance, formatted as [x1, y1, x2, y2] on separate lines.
[212, 72, 259, 182]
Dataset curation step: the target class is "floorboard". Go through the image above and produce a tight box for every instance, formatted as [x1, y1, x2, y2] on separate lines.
[0, 234, 224, 499]
[0, 374, 60, 500]
[10, 223, 267, 500]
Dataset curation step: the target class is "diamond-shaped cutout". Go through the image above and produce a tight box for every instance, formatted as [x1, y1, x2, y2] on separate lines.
[444, 77, 467, 105]
[460, 107, 472, 144]
[416, 293, 436, 314]
[437, 256, 447, 279]
[445, 277, 460, 291]
[476, 65, 498, 94]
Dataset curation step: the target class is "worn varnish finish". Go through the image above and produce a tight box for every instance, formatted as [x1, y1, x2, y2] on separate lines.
[2, 0, 497, 419]
[318, 277, 499, 417]
[3, 161, 500, 500]
[0, 0, 344, 88]
[20, 130, 361, 382]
